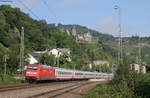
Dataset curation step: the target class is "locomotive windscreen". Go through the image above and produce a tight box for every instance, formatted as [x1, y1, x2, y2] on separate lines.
[27, 67, 37, 70]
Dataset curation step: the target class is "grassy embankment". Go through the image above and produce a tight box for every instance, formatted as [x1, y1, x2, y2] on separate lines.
[85, 73, 150, 98]
[0, 74, 23, 84]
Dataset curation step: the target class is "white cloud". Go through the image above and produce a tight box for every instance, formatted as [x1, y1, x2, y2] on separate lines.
[53, 0, 88, 8]
[95, 16, 117, 35]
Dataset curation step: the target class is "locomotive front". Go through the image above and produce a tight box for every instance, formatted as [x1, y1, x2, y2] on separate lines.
[25, 64, 40, 83]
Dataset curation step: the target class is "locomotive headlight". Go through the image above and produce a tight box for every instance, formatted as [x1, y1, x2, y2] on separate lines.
[26, 72, 31, 74]
[32, 72, 37, 74]
[26, 72, 36, 74]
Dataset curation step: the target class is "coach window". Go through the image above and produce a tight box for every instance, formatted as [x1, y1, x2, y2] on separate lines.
[60, 71, 62, 75]
[58, 71, 62, 75]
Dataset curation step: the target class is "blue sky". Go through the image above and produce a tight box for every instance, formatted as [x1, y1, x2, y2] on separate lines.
[0, 0, 150, 37]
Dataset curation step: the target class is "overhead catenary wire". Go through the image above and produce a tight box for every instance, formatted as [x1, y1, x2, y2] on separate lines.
[17, 0, 40, 20]
[0, 0, 13, 2]
[41, 0, 60, 24]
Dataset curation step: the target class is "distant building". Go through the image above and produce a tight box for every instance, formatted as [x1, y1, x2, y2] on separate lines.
[71, 26, 77, 37]
[130, 63, 146, 73]
[82, 31, 92, 42]
[93, 60, 110, 66]
[60, 26, 92, 42]
[77, 34, 84, 40]
[76, 31, 92, 42]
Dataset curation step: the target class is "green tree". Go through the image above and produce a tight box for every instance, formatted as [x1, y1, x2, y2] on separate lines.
[95, 64, 112, 72]
[0, 43, 9, 74]
[40, 53, 56, 66]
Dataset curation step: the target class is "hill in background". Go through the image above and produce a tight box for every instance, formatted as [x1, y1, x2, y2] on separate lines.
[0, 5, 117, 73]
[57, 24, 150, 65]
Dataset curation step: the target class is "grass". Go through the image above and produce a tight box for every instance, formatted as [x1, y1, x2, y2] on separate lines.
[0, 74, 23, 84]
[84, 82, 112, 98]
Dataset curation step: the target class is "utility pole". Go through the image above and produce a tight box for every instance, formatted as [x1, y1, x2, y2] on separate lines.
[4, 55, 6, 76]
[20, 27, 24, 76]
[3, 55, 8, 78]
[57, 52, 60, 67]
[114, 5, 123, 65]
[74, 64, 76, 78]
[57, 57, 59, 67]
[138, 33, 142, 64]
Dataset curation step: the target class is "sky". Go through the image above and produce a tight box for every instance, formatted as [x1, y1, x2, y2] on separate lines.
[0, 0, 150, 37]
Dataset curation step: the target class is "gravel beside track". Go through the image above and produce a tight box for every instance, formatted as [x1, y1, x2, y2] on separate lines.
[27, 81, 92, 98]
[0, 83, 29, 89]
[57, 81, 100, 98]
[0, 81, 75, 92]
[0, 83, 31, 92]
[0, 81, 88, 98]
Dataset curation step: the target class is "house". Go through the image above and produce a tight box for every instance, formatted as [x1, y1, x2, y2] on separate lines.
[27, 54, 38, 64]
[93, 60, 110, 66]
[48, 48, 70, 57]
[49, 48, 71, 62]
[27, 48, 71, 64]
[130, 62, 146, 73]
[27, 52, 43, 64]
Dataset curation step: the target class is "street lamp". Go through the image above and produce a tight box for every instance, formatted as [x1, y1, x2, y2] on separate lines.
[114, 5, 123, 65]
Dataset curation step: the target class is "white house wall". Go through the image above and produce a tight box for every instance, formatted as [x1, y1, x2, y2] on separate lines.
[49, 49, 60, 57]
[28, 54, 38, 64]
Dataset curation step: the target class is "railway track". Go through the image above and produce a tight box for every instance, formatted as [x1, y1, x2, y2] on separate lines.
[0, 83, 28, 89]
[0, 80, 86, 93]
[27, 81, 95, 98]
[0, 83, 31, 92]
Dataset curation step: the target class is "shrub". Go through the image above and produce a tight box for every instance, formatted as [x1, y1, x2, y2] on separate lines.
[85, 59, 150, 98]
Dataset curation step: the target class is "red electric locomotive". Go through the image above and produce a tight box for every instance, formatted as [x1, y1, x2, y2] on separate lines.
[25, 64, 55, 82]
[25, 64, 113, 83]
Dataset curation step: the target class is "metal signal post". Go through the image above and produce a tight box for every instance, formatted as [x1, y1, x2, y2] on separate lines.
[114, 5, 123, 65]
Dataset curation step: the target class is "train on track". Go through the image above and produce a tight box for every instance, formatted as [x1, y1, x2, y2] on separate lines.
[25, 64, 113, 83]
